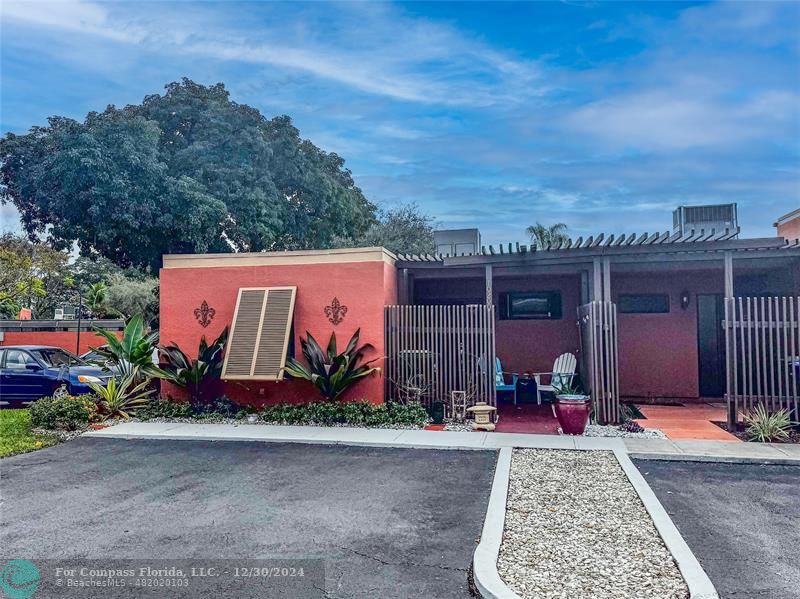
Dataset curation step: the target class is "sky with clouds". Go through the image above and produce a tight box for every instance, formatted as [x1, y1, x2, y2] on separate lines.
[1, 0, 798, 244]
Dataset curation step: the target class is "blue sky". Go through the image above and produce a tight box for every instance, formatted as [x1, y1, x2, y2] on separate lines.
[1, 0, 799, 244]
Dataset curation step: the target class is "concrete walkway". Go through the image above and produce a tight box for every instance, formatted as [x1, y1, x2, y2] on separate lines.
[85, 421, 624, 450]
[86, 422, 800, 464]
[625, 436, 800, 464]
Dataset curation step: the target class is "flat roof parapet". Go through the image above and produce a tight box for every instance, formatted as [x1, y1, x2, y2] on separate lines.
[162, 247, 397, 269]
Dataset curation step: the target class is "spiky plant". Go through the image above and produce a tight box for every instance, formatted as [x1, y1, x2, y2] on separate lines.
[93, 314, 159, 380]
[284, 329, 380, 401]
[157, 327, 228, 404]
[88, 373, 154, 420]
[743, 405, 795, 443]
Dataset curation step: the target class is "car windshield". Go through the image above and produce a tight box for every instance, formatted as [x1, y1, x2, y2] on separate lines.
[31, 348, 87, 367]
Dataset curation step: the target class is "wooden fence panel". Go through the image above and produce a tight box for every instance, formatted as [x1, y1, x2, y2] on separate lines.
[578, 301, 621, 424]
[725, 296, 800, 423]
[384, 305, 496, 410]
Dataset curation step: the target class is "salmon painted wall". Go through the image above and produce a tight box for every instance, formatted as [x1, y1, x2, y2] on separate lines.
[613, 271, 725, 400]
[493, 276, 581, 376]
[160, 259, 396, 406]
[777, 215, 800, 242]
[411, 275, 582, 376]
[0, 331, 121, 355]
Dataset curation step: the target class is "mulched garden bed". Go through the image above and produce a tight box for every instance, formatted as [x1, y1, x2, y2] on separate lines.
[712, 421, 800, 444]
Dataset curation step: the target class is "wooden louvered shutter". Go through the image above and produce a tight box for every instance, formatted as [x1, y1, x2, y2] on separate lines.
[222, 287, 297, 380]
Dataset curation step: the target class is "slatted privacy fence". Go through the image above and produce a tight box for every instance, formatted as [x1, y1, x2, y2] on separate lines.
[578, 301, 621, 424]
[384, 305, 496, 410]
[724, 296, 800, 422]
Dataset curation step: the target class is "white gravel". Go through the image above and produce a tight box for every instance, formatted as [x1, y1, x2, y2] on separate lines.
[30, 427, 85, 442]
[498, 449, 689, 599]
[584, 424, 666, 438]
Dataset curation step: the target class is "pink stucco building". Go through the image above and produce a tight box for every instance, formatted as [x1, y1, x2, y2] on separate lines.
[159, 227, 800, 411]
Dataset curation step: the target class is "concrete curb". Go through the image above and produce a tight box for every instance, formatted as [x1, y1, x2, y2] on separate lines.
[83, 423, 626, 452]
[630, 452, 800, 466]
[473, 448, 719, 599]
[472, 447, 522, 599]
[614, 449, 719, 599]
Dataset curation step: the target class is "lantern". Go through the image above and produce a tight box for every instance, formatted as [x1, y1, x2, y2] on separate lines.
[467, 402, 497, 431]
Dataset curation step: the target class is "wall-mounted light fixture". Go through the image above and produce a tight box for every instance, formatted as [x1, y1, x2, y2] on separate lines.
[680, 290, 691, 310]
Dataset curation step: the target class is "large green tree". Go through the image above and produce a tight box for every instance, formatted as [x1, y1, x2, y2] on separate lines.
[0, 234, 75, 319]
[335, 204, 436, 255]
[1, 79, 376, 270]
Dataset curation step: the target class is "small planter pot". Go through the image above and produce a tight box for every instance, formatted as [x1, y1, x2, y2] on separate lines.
[429, 400, 445, 425]
[424, 424, 446, 432]
[554, 394, 591, 435]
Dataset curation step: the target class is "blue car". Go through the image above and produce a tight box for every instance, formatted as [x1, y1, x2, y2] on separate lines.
[0, 345, 113, 405]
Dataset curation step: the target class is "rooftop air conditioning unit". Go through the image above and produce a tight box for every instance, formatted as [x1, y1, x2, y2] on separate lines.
[673, 203, 738, 237]
[434, 228, 481, 257]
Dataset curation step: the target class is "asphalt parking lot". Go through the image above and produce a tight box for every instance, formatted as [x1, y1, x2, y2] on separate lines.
[1, 438, 497, 598]
[634, 459, 800, 599]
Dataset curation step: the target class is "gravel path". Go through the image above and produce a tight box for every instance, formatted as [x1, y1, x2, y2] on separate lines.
[584, 424, 666, 438]
[498, 449, 689, 599]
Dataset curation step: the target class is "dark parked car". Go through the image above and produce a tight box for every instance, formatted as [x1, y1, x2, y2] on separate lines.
[0, 346, 113, 405]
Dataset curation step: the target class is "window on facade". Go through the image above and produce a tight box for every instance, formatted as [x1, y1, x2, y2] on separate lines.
[221, 287, 297, 380]
[499, 291, 562, 320]
[618, 294, 670, 314]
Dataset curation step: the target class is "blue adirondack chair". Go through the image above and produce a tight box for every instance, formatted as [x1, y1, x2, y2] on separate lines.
[495, 357, 518, 405]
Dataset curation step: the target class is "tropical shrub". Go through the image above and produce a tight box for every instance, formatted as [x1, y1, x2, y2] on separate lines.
[93, 314, 159, 380]
[137, 397, 194, 420]
[387, 401, 429, 426]
[88, 375, 154, 420]
[259, 400, 428, 427]
[30, 396, 91, 430]
[72, 393, 102, 423]
[157, 328, 228, 404]
[744, 405, 795, 443]
[284, 329, 380, 401]
[191, 395, 239, 418]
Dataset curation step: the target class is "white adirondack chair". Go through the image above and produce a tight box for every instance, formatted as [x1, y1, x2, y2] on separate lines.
[533, 353, 577, 404]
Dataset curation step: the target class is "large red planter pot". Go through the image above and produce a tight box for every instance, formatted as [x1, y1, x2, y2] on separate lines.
[554, 396, 591, 435]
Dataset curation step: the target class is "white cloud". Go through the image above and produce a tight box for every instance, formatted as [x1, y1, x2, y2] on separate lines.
[1, 0, 141, 43]
[1, 0, 546, 106]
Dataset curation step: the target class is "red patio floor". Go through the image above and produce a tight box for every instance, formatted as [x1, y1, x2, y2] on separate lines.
[634, 403, 740, 442]
[495, 402, 560, 434]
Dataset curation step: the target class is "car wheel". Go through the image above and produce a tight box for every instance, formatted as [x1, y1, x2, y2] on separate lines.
[52, 385, 70, 399]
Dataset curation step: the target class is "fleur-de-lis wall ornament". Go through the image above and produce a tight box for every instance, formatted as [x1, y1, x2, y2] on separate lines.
[324, 297, 348, 326]
[193, 300, 216, 328]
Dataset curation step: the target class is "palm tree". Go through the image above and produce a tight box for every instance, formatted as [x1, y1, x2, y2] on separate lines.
[527, 222, 569, 249]
[86, 282, 109, 315]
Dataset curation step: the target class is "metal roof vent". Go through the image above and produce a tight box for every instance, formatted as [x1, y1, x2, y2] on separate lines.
[673, 203, 738, 237]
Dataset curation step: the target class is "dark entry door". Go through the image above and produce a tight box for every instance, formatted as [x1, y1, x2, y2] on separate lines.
[697, 294, 726, 398]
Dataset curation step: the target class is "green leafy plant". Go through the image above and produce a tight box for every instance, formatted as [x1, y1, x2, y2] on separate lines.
[137, 397, 194, 420]
[743, 405, 795, 443]
[191, 395, 238, 418]
[29, 396, 91, 431]
[88, 375, 154, 420]
[86, 281, 109, 314]
[553, 381, 586, 397]
[72, 393, 102, 423]
[258, 400, 427, 428]
[93, 314, 159, 379]
[284, 329, 380, 401]
[157, 328, 228, 404]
